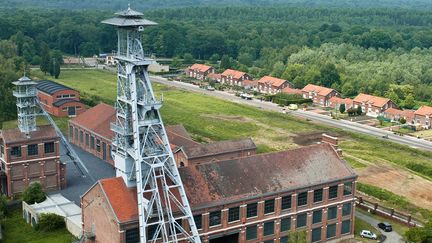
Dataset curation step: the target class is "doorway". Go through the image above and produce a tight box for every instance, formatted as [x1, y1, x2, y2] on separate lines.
[209, 232, 239, 243]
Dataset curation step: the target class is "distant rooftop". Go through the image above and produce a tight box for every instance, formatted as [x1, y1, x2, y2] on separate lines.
[102, 5, 157, 27]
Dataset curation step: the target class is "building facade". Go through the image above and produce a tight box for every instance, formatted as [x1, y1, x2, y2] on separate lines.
[187, 64, 215, 80]
[69, 103, 116, 165]
[36, 80, 86, 117]
[301, 84, 340, 107]
[257, 76, 292, 94]
[0, 125, 66, 196]
[353, 93, 397, 117]
[414, 105, 432, 129]
[328, 97, 353, 110]
[221, 69, 252, 87]
[82, 140, 357, 243]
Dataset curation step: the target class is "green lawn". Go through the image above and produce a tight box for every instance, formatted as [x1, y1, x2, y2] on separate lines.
[354, 217, 380, 243]
[2, 208, 76, 243]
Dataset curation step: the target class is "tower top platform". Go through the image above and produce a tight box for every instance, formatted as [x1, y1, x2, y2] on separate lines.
[101, 6, 157, 27]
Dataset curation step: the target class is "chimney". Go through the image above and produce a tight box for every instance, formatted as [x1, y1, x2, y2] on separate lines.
[322, 133, 342, 156]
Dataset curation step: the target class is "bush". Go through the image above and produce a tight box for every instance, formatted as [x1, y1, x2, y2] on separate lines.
[356, 105, 363, 115]
[37, 213, 65, 232]
[339, 104, 346, 113]
[22, 182, 46, 204]
[347, 107, 357, 116]
[399, 117, 406, 124]
[406, 163, 432, 178]
[0, 194, 7, 218]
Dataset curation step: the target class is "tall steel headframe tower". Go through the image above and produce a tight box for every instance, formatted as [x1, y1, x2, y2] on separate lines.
[102, 6, 201, 243]
[12, 76, 38, 135]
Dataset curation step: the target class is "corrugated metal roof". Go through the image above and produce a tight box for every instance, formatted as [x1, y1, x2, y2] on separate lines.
[36, 80, 74, 95]
[52, 99, 83, 107]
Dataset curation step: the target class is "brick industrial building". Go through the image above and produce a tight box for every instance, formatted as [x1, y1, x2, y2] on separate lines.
[36, 80, 86, 117]
[81, 126, 357, 243]
[0, 125, 66, 196]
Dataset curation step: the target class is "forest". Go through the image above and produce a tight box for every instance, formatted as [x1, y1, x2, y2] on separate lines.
[1, 4, 432, 124]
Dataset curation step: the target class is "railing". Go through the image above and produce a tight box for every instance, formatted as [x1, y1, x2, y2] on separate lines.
[356, 196, 423, 227]
[13, 91, 36, 97]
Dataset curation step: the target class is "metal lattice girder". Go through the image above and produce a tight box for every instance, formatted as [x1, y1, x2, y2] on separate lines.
[104, 6, 201, 243]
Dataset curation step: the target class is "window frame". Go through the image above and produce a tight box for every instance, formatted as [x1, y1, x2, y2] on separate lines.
[341, 220, 351, 235]
[328, 185, 339, 199]
[264, 199, 275, 214]
[312, 209, 322, 224]
[281, 195, 291, 210]
[44, 142, 55, 154]
[193, 215, 202, 229]
[327, 206, 337, 220]
[343, 182, 353, 196]
[27, 144, 38, 156]
[209, 211, 221, 227]
[280, 217, 291, 232]
[228, 206, 240, 223]
[246, 225, 257, 240]
[312, 227, 322, 242]
[263, 221, 274, 236]
[10, 146, 22, 158]
[326, 223, 336, 239]
[297, 191, 308, 207]
[296, 213, 307, 228]
[313, 188, 323, 203]
[342, 202, 352, 216]
[246, 202, 258, 218]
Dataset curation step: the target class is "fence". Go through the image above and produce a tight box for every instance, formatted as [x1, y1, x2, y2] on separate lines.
[356, 196, 423, 227]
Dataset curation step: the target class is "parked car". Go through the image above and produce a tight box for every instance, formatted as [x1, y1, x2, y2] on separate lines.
[206, 86, 215, 91]
[240, 93, 253, 100]
[378, 222, 393, 232]
[360, 230, 377, 240]
[288, 104, 298, 110]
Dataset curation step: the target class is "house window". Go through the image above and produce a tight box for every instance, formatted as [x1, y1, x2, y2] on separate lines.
[90, 136, 95, 149]
[44, 142, 55, 154]
[11, 146, 21, 158]
[246, 225, 257, 240]
[228, 207, 240, 222]
[312, 227, 322, 242]
[193, 215, 202, 229]
[147, 224, 159, 240]
[69, 126, 73, 139]
[246, 202, 258, 218]
[327, 223, 336, 239]
[341, 220, 351, 234]
[264, 199, 275, 214]
[281, 195, 291, 210]
[80, 131, 84, 143]
[328, 185, 338, 199]
[125, 228, 139, 243]
[296, 213, 307, 228]
[297, 192, 308, 207]
[0, 145, 4, 158]
[314, 188, 323, 202]
[280, 236, 288, 243]
[96, 139, 101, 152]
[85, 134, 89, 146]
[312, 209, 322, 224]
[108, 145, 112, 159]
[27, 144, 38, 156]
[74, 128, 78, 141]
[209, 211, 221, 226]
[342, 203, 351, 216]
[263, 221, 274, 236]
[327, 206, 337, 220]
[280, 217, 290, 232]
[343, 182, 352, 195]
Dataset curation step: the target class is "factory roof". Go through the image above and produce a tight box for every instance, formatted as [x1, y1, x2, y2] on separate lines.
[1, 125, 58, 145]
[70, 103, 116, 140]
[36, 80, 75, 95]
[184, 138, 256, 159]
[52, 99, 83, 107]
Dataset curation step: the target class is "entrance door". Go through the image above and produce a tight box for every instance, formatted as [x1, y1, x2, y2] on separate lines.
[68, 106, 76, 116]
[102, 142, 107, 160]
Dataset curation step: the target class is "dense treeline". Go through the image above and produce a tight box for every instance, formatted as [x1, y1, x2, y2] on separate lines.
[2, 0, 432, 10]
[1, 6, 432, 108]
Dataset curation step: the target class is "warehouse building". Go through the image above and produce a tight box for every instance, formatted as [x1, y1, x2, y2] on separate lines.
[36, 80, 86, 117]
[81, 136, 357, 243]
[0, 125, 66, 196]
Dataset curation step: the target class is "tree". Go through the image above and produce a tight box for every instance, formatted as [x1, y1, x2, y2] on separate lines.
[319, 63, 340, 88]
[183, 53, 194, 64]
[209, 53, 220, 64]
[356, 105, 363, 115]
[37, 213, 65, 232]
[403, 94, 416, 109]
[220, 55, 231, 70]
[405, 221, 432, 243]
[271, 61, 285, 78]
[339, 104, 346, 113]
[237, 52, 253, 67]
[22, 182, 46, 204]
[171, 56, 182, 68]
[399, 117, 406, 124]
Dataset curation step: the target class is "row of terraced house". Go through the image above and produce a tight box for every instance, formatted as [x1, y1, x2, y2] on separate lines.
[186, 64, 432, 129]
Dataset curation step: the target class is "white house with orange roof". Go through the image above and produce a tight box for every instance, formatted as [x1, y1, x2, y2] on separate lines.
[186, 63, 214, 80]
[220, 69, 252, 86]
[414, 105, 432, 129]
[256, 76, 292, 94]
[301, 84, 341, 107]
[353, 93, 397, 117]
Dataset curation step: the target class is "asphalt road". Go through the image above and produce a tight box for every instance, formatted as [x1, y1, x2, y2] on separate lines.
[150, 76, 432, 152]
[356, 211, 404, 243]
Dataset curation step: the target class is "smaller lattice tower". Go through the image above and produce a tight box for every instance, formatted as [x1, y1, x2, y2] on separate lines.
[12, 76, 38, 135]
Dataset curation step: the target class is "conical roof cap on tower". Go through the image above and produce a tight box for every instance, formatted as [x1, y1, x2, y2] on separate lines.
[101, 5, 157, 27]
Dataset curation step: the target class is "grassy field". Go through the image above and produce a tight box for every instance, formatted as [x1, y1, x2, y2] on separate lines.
[2, 208, 76, 243]
[28, 69, 432, 212]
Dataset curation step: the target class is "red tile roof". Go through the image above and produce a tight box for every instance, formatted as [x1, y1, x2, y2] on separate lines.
[415, 105, 432, 116]
[221, 69, 247, 79]
[384, 108, 403, 116]
[258, 76, 288, 88]
[207, 73, 221, 80]
[184, 138, 256, 159]
[282, 87, 302, 95]
[353, 93, 392, 108]
[180, 143, 356, 207]
[70, 103, 116, 140]
[302, 84, 336, 97]
[329, 96, 353, 105]
[189, 64, 212, 73]
[1, 125, 58, 145]
[99, 177, 138, 223]
[243, 80, 258, 87]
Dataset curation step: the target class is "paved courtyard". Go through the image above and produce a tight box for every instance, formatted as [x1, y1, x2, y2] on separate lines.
[50, 142, 115, 205]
